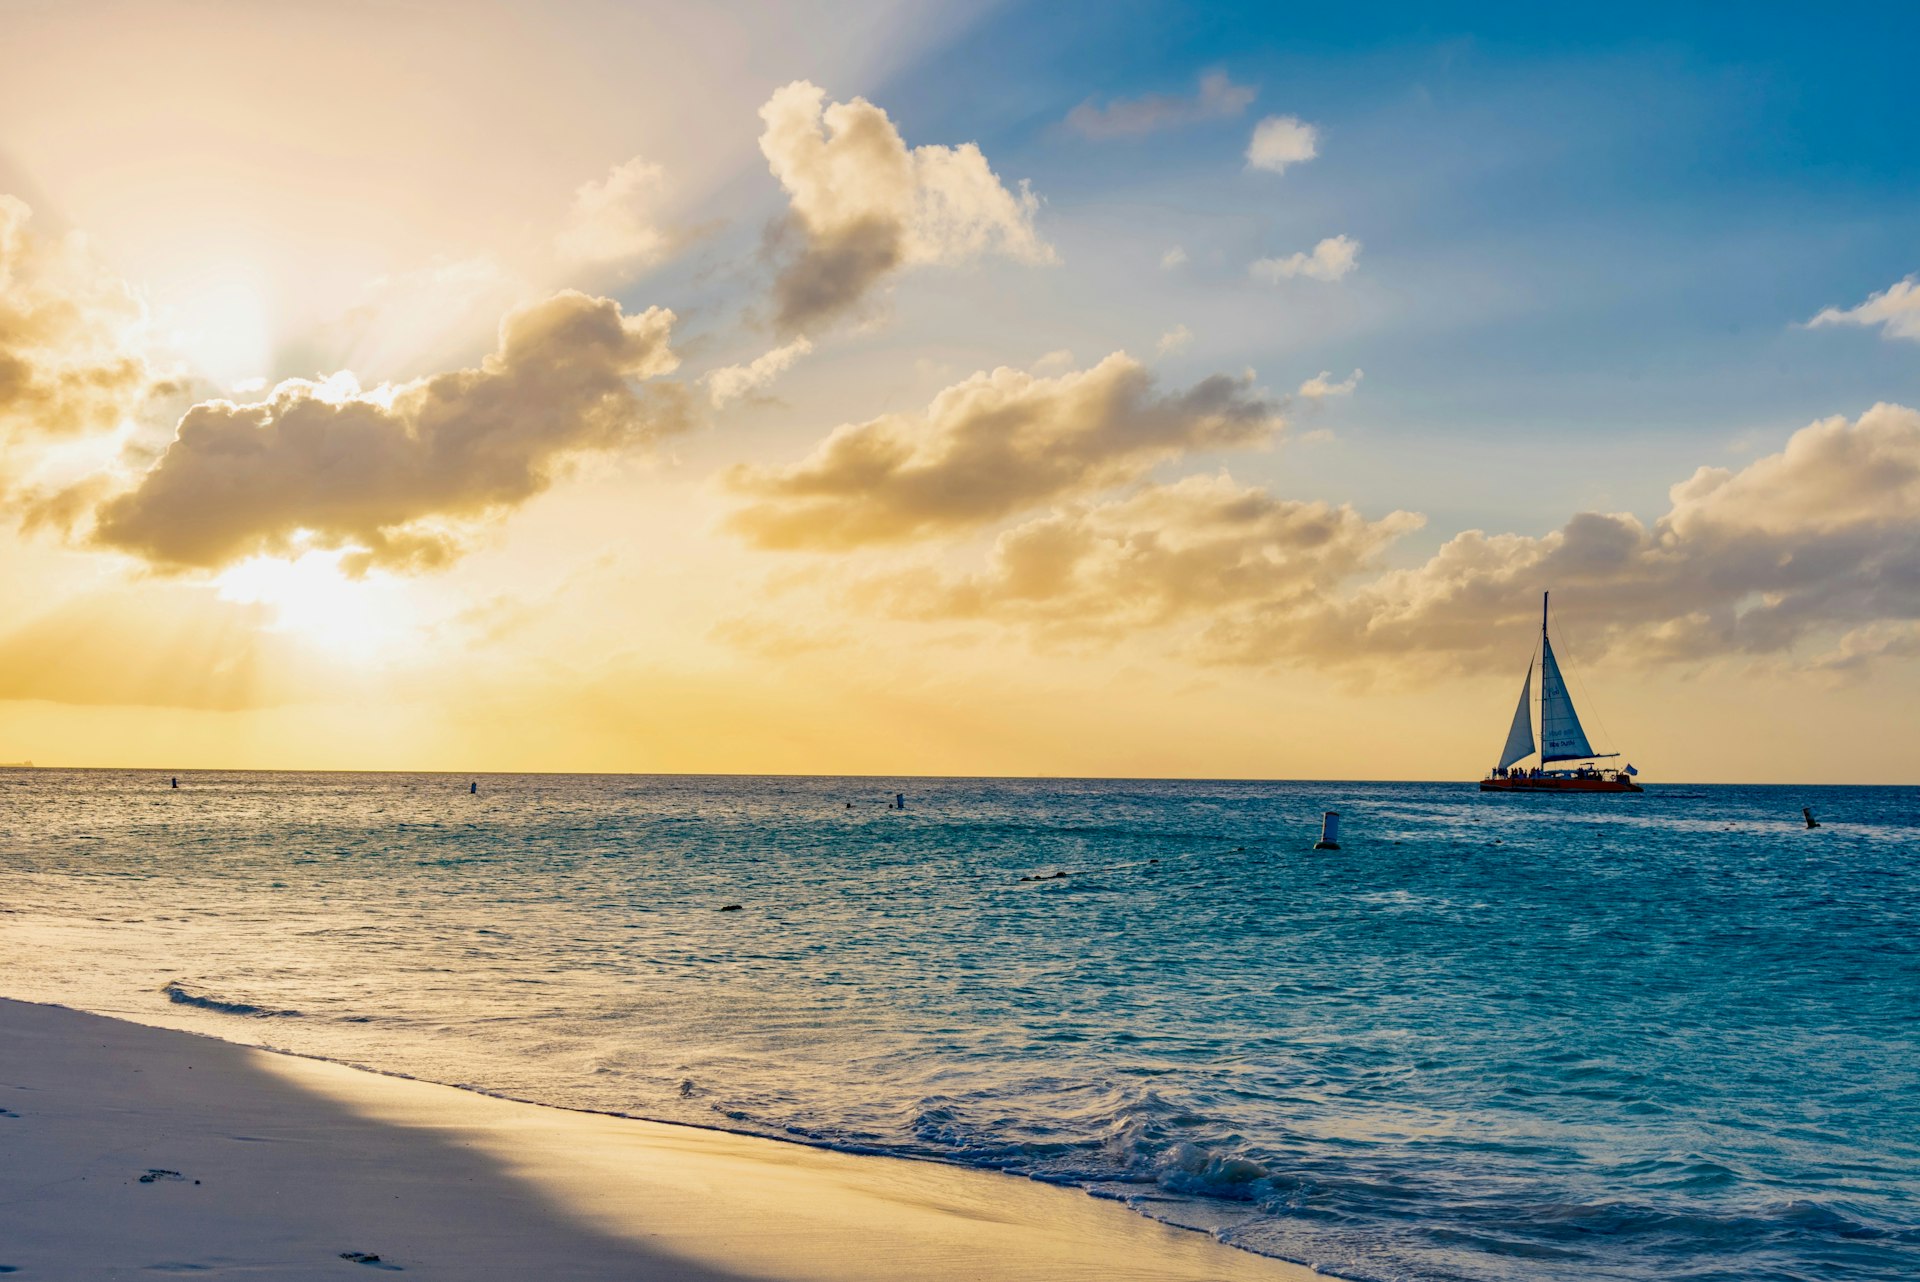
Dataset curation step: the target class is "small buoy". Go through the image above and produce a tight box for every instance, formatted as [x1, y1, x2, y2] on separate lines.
[1313, 810, 1342, 850]
[1803, 807, 1820, 829]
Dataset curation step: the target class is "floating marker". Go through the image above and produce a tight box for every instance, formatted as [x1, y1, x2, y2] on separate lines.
[895, 793, 906, 810]
[1314, 811, 1342, 850]
[1803, 807, 1820, 829]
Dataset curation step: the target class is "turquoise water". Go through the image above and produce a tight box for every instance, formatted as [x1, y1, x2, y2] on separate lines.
[1, 771, 1915, 1280]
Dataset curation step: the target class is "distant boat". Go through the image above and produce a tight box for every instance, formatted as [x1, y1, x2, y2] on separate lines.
[1481, 593, 1642, 794]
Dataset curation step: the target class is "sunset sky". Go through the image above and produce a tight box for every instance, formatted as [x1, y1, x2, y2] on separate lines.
[3, 0, 1918, 781]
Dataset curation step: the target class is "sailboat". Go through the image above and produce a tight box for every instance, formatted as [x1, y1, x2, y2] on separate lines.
[1480, 592, 1643, 793]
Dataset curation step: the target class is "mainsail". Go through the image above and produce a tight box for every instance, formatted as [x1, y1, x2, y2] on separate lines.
[1497, 662, 1534, 769]
[1539, 635, 1596, 762]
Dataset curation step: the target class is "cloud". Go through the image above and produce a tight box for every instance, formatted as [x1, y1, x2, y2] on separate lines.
[88, 290, 688, 572]
[0, 195, 160, 441]
[866, 473, 1421, 641]
[1806, 277, 1920, 342]
[757, 80, 1054, 333]
[1245, 115, 1320, 174]
[1066, 70, 1257, 139]
[702, 335, 813, 408]
[1157, 325, 1193, 356]
[1160, 245, 1188, 270]
[1251, 235, 1360, 283]
[723, 351, 1281, 550]
[801, 402, 1920, 679]
[1206, 402, 1920, 671]
[1298, 368, 1362, 399]
[554, 156, 671, 270]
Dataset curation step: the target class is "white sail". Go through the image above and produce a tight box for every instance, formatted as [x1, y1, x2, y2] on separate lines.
[1497, 662, 1534, 769]
[1539, 635, 1596, 762]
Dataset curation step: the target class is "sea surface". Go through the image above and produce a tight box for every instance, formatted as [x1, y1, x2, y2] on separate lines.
[1, 770, 1915, 1281]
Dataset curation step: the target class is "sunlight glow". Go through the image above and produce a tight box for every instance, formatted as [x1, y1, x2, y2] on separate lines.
[215, 549, 414, 661]
[166, 264, 273, 388]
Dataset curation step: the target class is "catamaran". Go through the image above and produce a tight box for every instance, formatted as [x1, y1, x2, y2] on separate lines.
[1481, 592, 1642, 793]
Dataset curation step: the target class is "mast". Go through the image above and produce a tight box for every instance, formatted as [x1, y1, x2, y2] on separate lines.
[1539, 591, 1548, 749]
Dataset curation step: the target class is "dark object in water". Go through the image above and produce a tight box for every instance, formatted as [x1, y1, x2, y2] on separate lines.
[1314, 811, 1342, 850]
[340, 1252, 383, 1264]
[718, 903, 743, 911]
[1803, 807, 1821, 829]
[138, 1169, 185, 1183]
[1018, 871, 1070, 882]
[470, 781, 477, 795]
[170, 777, 177, 789]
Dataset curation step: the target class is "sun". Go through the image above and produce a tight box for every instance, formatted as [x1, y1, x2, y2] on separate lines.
[214, 549, 413, 660]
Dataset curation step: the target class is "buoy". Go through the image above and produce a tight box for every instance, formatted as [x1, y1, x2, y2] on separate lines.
[1314, 811, 1341, 850]
[1803, 807, 1820, 829]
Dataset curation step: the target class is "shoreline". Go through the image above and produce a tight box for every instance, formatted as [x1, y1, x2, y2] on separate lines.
[0, 996, 1327, 1281]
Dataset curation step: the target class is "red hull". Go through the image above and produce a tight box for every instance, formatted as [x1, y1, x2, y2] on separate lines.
[1480, 776, 1642, 793]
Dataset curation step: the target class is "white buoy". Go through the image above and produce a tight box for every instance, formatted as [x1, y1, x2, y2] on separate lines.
[1314, 811, 1341, 850]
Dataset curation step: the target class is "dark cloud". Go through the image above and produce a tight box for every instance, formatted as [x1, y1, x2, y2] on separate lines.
[1065, 71, 1256, 139]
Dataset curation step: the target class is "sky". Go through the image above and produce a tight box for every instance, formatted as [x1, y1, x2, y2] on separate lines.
[2, 0, 1918, 782]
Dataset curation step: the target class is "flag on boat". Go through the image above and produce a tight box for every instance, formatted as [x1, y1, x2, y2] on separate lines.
[1623, 764, 1638, 776]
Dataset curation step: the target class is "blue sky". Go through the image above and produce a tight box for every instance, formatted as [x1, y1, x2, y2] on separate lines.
[808, 0, 1920, 535]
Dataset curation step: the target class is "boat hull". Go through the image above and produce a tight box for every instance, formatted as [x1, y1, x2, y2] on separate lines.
[1480, 776, 1642, 793]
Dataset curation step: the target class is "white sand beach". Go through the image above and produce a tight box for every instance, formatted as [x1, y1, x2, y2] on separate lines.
[0, 998, 1319, 1281]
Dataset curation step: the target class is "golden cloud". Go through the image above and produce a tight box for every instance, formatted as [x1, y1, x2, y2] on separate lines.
[0, 195, 159, 441]
[1205, 402, 1920, 670]
[89, 290, 688, 572]
[864, 473, 1421, 642]
[723, 352, 1281, 549]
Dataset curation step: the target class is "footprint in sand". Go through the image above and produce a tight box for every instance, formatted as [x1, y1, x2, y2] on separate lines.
[138, 1169, 197, 1184]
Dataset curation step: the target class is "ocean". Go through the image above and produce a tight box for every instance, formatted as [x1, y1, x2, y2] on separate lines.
[1, 770, 1914, 1281]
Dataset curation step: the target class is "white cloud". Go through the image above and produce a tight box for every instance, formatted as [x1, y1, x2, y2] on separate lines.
[1251, 235, 1360, 283]
[1156, 325, 1193, 356]
[1806, 277, 1920, 342]
[1245, 115, 1319, 174]
[554, 156, 671, 269]
[1160, 245, 1188, 270]
[1067, 71, 1257, 139]
[703, 336, 814, 408]
[758, 81, 1054, 332]
[1298, 368, 1362, 399]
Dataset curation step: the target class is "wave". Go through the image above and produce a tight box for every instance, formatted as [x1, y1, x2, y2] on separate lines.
[161, 980, 304, 1019]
